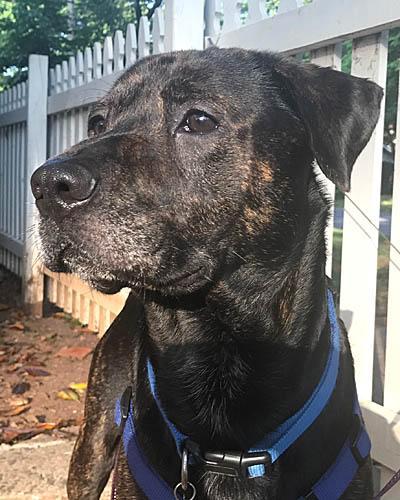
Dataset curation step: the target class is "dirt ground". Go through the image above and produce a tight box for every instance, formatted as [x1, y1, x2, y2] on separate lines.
[0, 266, 110, 499]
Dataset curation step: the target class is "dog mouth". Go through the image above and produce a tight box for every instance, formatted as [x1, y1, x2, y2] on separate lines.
[43, 241, 211, 295]
[150, 267, 210, 293]
[88, 278, 127, 294]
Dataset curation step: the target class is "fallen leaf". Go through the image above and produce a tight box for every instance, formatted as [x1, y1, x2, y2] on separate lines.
[0, 403, 31, 417]
[56, 346, 92, 360]
[0, 418, 80, 444]
[23, 366, 51, 377]
[12, 382, 31, 395]
[57, 388, 81, 401]
[7, 363, 22, 373]
[8, 321, 25, 331]
[69, 382, 87, 392]
[0, 303, 10, 311]
[7, 397, 30, 407]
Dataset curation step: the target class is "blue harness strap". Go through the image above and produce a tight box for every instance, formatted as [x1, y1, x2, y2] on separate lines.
[247, 289, 341, 477]
[115, 396, 177, 499]
[114, 289, 371, 500]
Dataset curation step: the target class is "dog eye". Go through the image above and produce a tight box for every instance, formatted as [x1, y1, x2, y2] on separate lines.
[180, 110, 218, 134]
[88, 115, 106, 137]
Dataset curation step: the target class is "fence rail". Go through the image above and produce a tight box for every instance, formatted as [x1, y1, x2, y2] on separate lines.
[0, 0, 399, 492]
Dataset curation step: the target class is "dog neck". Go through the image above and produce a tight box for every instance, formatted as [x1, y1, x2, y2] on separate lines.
[143, 179, 333, 450]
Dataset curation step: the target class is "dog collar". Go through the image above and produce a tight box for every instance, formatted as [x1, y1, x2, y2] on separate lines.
[115, 290, 371, 499]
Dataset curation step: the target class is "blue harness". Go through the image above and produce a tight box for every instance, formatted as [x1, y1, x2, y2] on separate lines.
[114, 290, 371, 499]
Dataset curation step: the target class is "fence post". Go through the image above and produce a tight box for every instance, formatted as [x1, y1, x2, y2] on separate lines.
[23, 54, 48, 317]
[164, 0, 206, 51]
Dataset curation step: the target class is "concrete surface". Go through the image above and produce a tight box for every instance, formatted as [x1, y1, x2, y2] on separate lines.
[0, 435, 111, 499]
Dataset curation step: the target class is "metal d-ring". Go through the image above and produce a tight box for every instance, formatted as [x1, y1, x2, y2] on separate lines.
[174, 446, 196, 499]
[181, 446, 189, 491]
[173, 481, 197, 500]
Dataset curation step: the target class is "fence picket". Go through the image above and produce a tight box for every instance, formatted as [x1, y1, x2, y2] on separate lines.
[125, 23, 137, 67]
[84, 47, 93, 83]
[138, 16, 151, 59]
[205, 0, 223, 38]
[11, 86, 17, 110]
[114, 30, 125, 71]
[76, 51, 84, 86]
[153, 8, 165, 54]
[222, 0, 242, 32]
[93, 42, 103, 79]
[68, 56, 76, 88]
[103, 36, 114, 75]
[55, 64, 62, 94]
[62, 60, 69, 92]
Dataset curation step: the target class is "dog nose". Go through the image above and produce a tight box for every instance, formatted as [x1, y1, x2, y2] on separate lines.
[31, 158, 97, 217]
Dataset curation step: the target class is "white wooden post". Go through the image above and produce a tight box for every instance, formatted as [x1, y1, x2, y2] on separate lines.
[383, 77, 400, 413]
[23, 54, 48, 317]
[310, 44, 342, 278]
[339, 32, 388, 402]
[164, 0, 206, 51]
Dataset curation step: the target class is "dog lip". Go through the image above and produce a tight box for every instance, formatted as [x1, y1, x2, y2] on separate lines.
[154, 267, 206, 290]
[90, 278, 125, 294]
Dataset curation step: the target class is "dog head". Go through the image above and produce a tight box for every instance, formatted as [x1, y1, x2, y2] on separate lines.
[31, 48, 382, 295]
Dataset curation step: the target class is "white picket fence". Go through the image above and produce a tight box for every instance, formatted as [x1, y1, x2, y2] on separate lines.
[0, 0, 399, 493]
[0, 82, 27, 276]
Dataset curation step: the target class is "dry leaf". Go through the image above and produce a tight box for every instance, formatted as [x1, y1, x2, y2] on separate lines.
[12, 382, 31, 395]
[24, 366, 51, 377]
[0, 403, 30, 417]
[8, 321, 25, 331]
[69, 382, 87, 392]
[7, 363, 22, 373]
[0, 419, 80, 444]
[57, 388, 81, 401]
[56, 346, 92, 360]
[0, 303, 10, 311]
[7, 397, 30, 407]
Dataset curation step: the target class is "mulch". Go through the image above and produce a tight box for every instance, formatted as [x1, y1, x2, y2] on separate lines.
[0, 266, 99, 446]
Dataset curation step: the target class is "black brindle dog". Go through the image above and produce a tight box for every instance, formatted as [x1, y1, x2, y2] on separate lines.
[31, 48, 382, 499]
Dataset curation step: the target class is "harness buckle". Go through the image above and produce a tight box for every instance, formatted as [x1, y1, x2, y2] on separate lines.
[185, 440, 270, 478]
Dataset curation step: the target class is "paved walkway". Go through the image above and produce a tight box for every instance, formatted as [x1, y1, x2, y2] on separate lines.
[0, 434, 111, 499]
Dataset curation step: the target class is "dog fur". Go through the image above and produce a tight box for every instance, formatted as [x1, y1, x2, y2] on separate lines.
[32, 48, 383, 499]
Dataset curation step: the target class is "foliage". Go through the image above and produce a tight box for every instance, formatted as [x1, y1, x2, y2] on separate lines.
[0, 0, 70, 87]
[0, 0, 159, 89]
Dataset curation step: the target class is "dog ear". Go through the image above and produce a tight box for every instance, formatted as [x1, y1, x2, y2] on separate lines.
[274, 58, 383, 192]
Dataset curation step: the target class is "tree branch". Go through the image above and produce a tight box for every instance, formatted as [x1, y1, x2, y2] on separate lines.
[147, 0, 163, 20]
